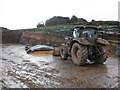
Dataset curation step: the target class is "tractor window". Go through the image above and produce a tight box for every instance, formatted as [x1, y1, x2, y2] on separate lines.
[82, 29, 97, 38]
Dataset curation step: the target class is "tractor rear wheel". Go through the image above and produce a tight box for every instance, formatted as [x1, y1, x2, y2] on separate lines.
[71, 43, 88, 66]
[94, 45, 108, 64]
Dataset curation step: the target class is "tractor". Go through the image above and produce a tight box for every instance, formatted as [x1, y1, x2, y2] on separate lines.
[60, 26, 109, 65]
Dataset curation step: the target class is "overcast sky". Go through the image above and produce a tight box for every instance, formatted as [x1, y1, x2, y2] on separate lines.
[0, 0, 119, 29]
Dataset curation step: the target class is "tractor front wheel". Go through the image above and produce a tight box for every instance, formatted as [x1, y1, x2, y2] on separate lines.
[60, 45, 68, 60]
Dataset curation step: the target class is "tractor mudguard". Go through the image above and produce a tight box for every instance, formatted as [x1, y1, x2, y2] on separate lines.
[96, 38, 110, 45]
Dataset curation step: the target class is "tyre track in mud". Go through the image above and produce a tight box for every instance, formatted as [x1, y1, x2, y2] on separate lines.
[1, 44, 61, 88]
[8, 61, 61, 88]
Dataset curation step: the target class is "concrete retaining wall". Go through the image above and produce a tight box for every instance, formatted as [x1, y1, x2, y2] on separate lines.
[2, 30, 23, 44]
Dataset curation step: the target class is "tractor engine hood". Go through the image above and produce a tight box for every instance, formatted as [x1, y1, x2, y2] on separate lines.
[78, 38, 91, 45]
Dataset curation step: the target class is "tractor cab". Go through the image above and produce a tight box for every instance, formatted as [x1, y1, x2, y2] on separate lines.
[73, 26, 98, 45]
[82, 29, 97, 38]
[73, 26, 98, 38]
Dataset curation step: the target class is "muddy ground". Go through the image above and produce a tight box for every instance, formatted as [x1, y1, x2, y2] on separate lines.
[0, 44, 119, 89]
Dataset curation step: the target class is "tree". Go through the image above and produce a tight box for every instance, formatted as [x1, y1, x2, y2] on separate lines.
[70, 15, 78, 23]
[45, 16, 70, 26]
[88, 19, 99, 26]
[77, 18, 88, 25]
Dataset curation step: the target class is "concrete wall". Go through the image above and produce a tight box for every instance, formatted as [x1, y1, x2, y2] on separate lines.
[2, 30, 23, 44]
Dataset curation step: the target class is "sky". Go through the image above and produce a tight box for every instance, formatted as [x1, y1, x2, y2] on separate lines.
[0, 0, 119, 30]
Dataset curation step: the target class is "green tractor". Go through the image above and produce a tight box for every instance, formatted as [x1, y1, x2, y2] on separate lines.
[60, 26, 109, 65]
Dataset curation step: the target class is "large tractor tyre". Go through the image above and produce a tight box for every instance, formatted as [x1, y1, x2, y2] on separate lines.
[71, 43, 88, 66]
[60, 46, 68, 60]
[94, 45, 108, 64]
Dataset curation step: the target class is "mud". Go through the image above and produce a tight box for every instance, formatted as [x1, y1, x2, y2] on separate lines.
[0, 44, 119, 89]
[21, 31, 64, 46]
